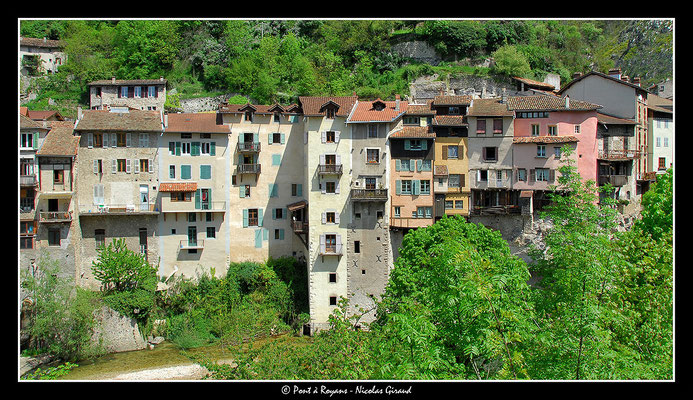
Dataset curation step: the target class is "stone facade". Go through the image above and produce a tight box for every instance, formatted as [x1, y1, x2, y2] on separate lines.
[88, 78, 167, 111]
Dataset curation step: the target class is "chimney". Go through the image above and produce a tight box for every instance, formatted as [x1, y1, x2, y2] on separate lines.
[621, 75, 629, 82]
[160, 76, 164, 82]
[564, 95, 570, 109]
[164, 113, 168, 128]
[608, 68, 622, 80]
[111, 76, 116, 83]
[501, 88, 507, 104]
[395, 94, 400, 111]
[632, 77, 641, 86]
[77, 106, 83, 121]
[572, 72, 582, 80]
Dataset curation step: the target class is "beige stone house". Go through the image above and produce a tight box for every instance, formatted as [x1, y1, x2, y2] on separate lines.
[20, 37, 65, 76]
[87, 78, 167, 111]
[73, 108, 163, 289]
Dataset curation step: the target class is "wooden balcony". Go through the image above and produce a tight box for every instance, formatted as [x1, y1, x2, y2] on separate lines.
[470, 205, 521, 216]
[389, 217, 434, 229]
[291, 220, 308, 233]
[20, 175, 38, 187]
[598, 174, 628, 187]
[317, 164, 343, 175]
[351, 188, 388, 201]
[237, 142, 261, 153]
[39, 211, 72, 223]
[237, 163, 261, 174]
[598, 149, 640, 160]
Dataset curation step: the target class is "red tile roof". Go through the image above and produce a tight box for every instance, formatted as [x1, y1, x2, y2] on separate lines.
[467, 98, 515, 117]
[75, 110, 163, 132]
[165, 113, 230, 134]
[298, 96, 358, 117]
[87, 79, 167, 86]
[405, 102, 435, 116]
[507, 95, 601, 112]
[218, 102, 301, 114]
[513, 76, 556, 90]
[432, 115, 467, 126]
[389, 126, 436, 139]
[433, 95, 473, 106]
[36, 121, 79, 156]
[348, 99, 408, 122]
[159, 182, 198, 192]
[27, 110, 64, 121]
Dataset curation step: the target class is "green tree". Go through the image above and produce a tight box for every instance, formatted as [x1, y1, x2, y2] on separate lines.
[492, 45, 533, 79]
[635, 168, 673, 241]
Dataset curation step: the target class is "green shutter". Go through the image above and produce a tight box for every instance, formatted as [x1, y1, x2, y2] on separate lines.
[243, 209, 249, 227]
[396, 180, 401, 195]
[254, 229, 262, 248]
[404, 140, 411, 150]
[181, 165, 191, 180]
[210, 142, 216, 156]
[395, 159, 401, 171]
[279, 229, 285, 240]
[281, 133, 285, 144]
[422, 140, 428, 150]
[254, 133, 260, 144]
[416, 160, 422, 172]
[269, 184, 276, 197]
[195, 189, 201, 209]
[413, 179, 420, 195]
[33, 132, 38, 149]
[272, 208, 277, 220]
[272, 154, 281, 166]
[240, 186, 245, 198]
[297, 184, 302, 197]
[263, 228, 269, 241]
[409, 159, 415, 172]
[200, 165, 211, 179]
[175, 142, 181, 156]
[191, 142, 200, 156]
[258, 208, 263, 226]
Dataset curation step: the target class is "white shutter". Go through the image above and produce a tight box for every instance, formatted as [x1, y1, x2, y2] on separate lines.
[111, 133, 117, 147]
[320, 234, 326, 254]
[321, 183, 326, 194]
[148, 159, 153, 173]
[93, 160, 98, 174]
[321, 131, 326, 143]
[134, 160, 140, 173]
[335, 131, 340, 142]
[336, 235, 342, 253]
[126, 133, 132, 147]
[87, 133, 93, 148]
[335, 212, 340, 224]
[126, 159, 132, 173]
[111, 159, 117, 173]
[335, 180, 340, 194]
[322, 212, 326, 224]
[335, 154, 341, 165]
[320, 154, 325, 165]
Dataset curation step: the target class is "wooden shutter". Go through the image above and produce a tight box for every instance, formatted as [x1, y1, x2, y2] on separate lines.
[442, 145, 448, 160]
[529, 169, 535, 183]
[549, 169, 555, 183]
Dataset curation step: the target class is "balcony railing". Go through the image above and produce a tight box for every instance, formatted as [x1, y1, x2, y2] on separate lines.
[237, 163, 261, 174]
[389, 217, 435, 229]
[79, 203, 158, 215]
[20, 175, 37, 186]
[237, 142, 261, 153]
[319, 243, 343, 256]
[351, 188, 388, 201]
[291, 220, 308, 233]
[179, 239, 204, 250]
[598, 149, 640, 160]
[599, 174, 628, 187]
[470, 205, 521, 216]
[317, 164, 343, 175]
[39, 211, 72, 223]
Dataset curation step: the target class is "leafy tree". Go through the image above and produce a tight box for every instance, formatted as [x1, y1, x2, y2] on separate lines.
[635, 168, 673, 241]
[91, 238, 157, 293]
[492, 45, 533, 78]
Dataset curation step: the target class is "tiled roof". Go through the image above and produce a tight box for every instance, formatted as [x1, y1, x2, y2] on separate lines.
[432, 115, 467, 126]
[513, 76, 556, 90]
[87, 79, 167, 86]
[433, 95, 473, 106]
[27, 110, 64, 121]
[75, 110, 163, 132]
[558, 71, 649, 95]
[159, 182, 198, 192]
[389, 126, 435, 139]
[218, 102, 301, 114]
[20, 37, 65, 49]
[165, 113, 230, 134]
[36, 121, 79, 156]
[348, 99, 408, 122]
[506, 95, 601, 111]
[512, 135, 579, 144]
[298, 96, 358, 117]
[467, 98, 515, 117]
[596, 113, 638, 125]
[434, 165, 449, 175]
[20, 114, 47, 129]
[405, 102, 435, 116]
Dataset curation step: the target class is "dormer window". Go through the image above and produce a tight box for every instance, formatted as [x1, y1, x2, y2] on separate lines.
[372, 100, 386, 111]
[326, 108, 335, 119]
[245, 111, 253, 122]
[448, 106, 460, 115]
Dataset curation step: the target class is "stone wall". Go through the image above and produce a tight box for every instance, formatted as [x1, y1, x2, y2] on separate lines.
[180, 94, 238, 113]
[91, 305, 147, 353]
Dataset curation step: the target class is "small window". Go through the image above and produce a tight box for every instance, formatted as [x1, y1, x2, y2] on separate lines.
[574, 125, 581, 134]
[274, 113, 281, 123]
[531, 124, 540, 136]
[394, 207, 400, 218]
[476, 119, 487, 134]
[169, 165, 175, 179]
[95, 229, 105, 248]
[329, 296, 337, 306]
[537, 145, 546, 158]
[325, 181, 336, 194]
[329, 273, 337, 283]
[483, 147, 497, 161]
[117, 133, 127, 147]
[201, 142, 211, 154]
[248, 208, 259, 226]
[517, 168, 527, 181]
[326, 108, 336, 119]
[53, 169, 64, 184]
[181, 142, 191, 155]
[376, 210, 383, 219]
[354, 241, 360, 253]
[445, 200, 454, 209]
[326, 131, 336, 143]
[548, 125, 558, 136]
[272, 133, 282, 144]
[48, 228, 61, 246]
[493, 119, 503, 133]
[188, 212, 196, 222]
[139, 159, 149, 172]
[368, 124, 378, 138]
[206, 227, 216, 238]
[148, 86, 156, 97]
[326, 212, 336, 224]
[117, 159, 127, 172]
[403, 116, 420, 125]
[366, 149, 380, 164]
[447, 145, 458, 159]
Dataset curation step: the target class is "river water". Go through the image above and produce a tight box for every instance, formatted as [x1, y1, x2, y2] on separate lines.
[57, 335, 296, 381]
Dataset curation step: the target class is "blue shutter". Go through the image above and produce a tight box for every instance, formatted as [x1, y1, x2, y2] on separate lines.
[297, 184, 303, 197]
[404, 140, 411, 150]
[258, 208, 263, 226]
[281, 133, 285, 144]
[396, 180, 401, 195]
[195, 189, 201, 209]
[422, 140, 428, 150]
[395, 159, 401, 171]
[279, 229, 285, 240]
[254, 229, 262, 248]
[210, 142, 216, 156]
[175, 142, 181, 156]
[240, 186, 245, 198]
[243, 209, 249, 227]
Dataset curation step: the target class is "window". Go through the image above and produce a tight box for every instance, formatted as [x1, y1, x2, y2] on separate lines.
[188, 212, 196, 222]
[447, 145, 459, 159]
[95, 229, 105, 248]
[171, 191, 192, 202]
[448, 106, 460, 115]
[354, 241, 360, 253]
[325, 131, 336, 143]
[483, 147, 497, 161]
[207, 227, 216, 239]
[536, 168, 550, 182]
[139, 159, 149, 173]
[656, 137, 661, 147]
[201, 142, 211, 154]
[181, 142, 191, 155]
[537, 145, 546, 158]
[245, 111, 253, 122]
[169, 165, 175, 179]
[445, 200, 454, 209]
[658, 157, 666, 169]
[134, 86, 141, 98]
[148, 86, 156, 97]
[394, 207, 400, 218]
[93, 132, 103, 147]
[325, 212, 336, 224]
[448, 174, 460, 188]
[493, 119, 503, 133]
[366, 149, 380, 164]
[403, 116, 420, 125]
[420, 180, 430, 194]
[663, 137, 669, 147]
[420, 159, 432, 171]
[455, 200, 464, 209]
[400, 159, 411, 171]
[200, 165, 211, 179]
[401, 180, 412, 195]
[206, 213, 213, 222]
[329, 273, 337, 283]
[248, 209, 259, 226]
[517, 168, 527, 181]
[326, 108, 336, 119]
[476, 119, 487, 134]
[574, 124, 581, 134]
[478, 170, 488, 182]
[409, 140, 422, 150]
[325, 181, 336, 194]
[244, 185, 251, 198]
[329, 296, 337, 306]
[271, 133, 282, 144]
[415, 207, 432, 218]
[181, 133, 192, 139]
[53, 169, 64, 184]
[365, 177, 377, 190]
[120, 86, 128, 98]
[531, 124, 540, 136]
[117, 159, 127, 172]
[274, 113, 281, 123]
[554, 147, 562, 158]
[291, 184, 302, 197]
[48, 228, 61, 246]
[548, 125, 558, 136]
[117, 133, 127, 147]
[20, 133, 34, 148]
[324, 234, 337, 253]
[368, 124, 378, 138]
[181, 165, 192, 180]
